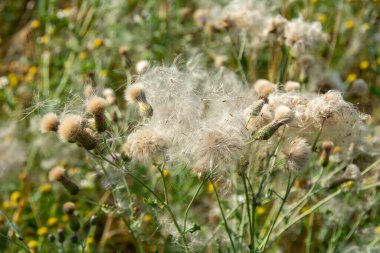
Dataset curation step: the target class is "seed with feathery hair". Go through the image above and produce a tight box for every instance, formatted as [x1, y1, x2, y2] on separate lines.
[283, 138, 311, 173]
[127, 127, 166, 164]
[40, 113, 59, 133]
[254, 79, 277, 98]
[87, 96, 107, 132]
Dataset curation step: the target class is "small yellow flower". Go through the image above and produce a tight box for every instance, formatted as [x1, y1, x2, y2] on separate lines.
[376, 58, 380, 65]
[38, 183, 52, 194]
[37, 227, 48, 236]
[99, 70, 108, 78]
[342, 180, 354, 190]
[207, 182, 217, 193]
[143, 214, 153, 223]
[162, 169, 170, 178]
[256, 207, 266, 215]
[0, 215, 5, 223]
[360, 60, 370, 70]
[311, 0, 318, 4]
[93, 38, 103, 48]
[79, 52, 88, 60]
[375, 226, 380, 234]
[301, 206, 310, 213]
[2, 201, 11, 210]
[346, 73, 357, 83]
[69, 167, 78, 175]
[316, 13, 327, 24]
[362, 23, 370, 31]
[7, 73, 19, 87]
[28, 240, 38, 249]
[39, 35, 49, 44]
[29, 66, 38, 75]
[345, 20, 354, 29]
[61, 214, 70, 223]
[86, 236, 95, 247]
[10, 191, 21, 206]
[47, 217, 58, 227]
[31, 20, 40, 29]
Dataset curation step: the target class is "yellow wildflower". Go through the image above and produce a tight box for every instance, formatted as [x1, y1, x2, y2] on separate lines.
[7, 73, 19, 87]
[61, 214, 70, 223]
[47, 217, 58, 227]
[360, 60, 370, 70]
[38, 183, 52, 194]
[207, 182, 217, 193]
[143, 214, 153, 223]
[163, 169, 170, 178]
[346, 73, 357, 83]
[28, 240, 38, 249]
[316, 13, 327, 24]
[345, 20, 354, 29]
[10, 191, 21, 206]
[30, 20, 40, 29]
[2, 201, 11, 210]
[39, 35, 49, 44]
[79, 52, 88, 60]
[37, 227, 48, 236]
[256, 207, 265, 215]
[375, 226, 380, 234]
[99, 70, 108, 78]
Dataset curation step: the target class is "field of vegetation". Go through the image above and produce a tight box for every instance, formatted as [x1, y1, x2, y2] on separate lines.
[0, 0, 379, 252]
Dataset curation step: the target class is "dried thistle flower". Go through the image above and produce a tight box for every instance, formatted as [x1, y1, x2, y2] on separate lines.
[349, 79, 368, 97]
[62, 202, 80, 231]
[319, 140, 334, 167]
[284, 81, 300, 92]
[135, 60, 150, 74]
[191, 125, 245, 172]
[254, 79, 277, 98]
[40, 113, 59, 133]
[49, 166, 79, 195]
[284, 17, 328, 56]
[126, 127, 167, 164]
[283, 138, 311, 173]
[102, 88, 116, 105]
[254, 105, 293, 140]
[87, 96, 107, 132]
[125, 83, 153, 118]
[58, 114, 97, 150]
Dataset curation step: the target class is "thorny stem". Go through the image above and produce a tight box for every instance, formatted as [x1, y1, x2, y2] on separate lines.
[183, 173, 210, 234]
[212, 181, 237, 253]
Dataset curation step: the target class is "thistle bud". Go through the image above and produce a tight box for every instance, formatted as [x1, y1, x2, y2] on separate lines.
[87, 96, 107, 132]
[63, 202, 80, 232]
[319, 140, 334, 167]
[48, 234, 56, 243]
[40, 113, 59, 133]
[57, 228, 65, 243]
[284, 81, 300, 92]
[58, 114, 97, 150]
[249, 97, 268, 117]
[49, 166, 80, 195]
[70, 234, 79, 244]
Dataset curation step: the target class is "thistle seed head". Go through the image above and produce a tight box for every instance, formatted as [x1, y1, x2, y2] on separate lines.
[40, 113, 60, 133]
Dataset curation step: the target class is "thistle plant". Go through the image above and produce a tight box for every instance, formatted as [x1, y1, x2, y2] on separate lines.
[0, 0, 379, 252]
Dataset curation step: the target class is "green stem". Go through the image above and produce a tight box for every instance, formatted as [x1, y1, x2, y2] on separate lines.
[213, 182, 237, 253]
[183, 174, 209, 234]
[121, 217, 145, 253]
[242, 173, 253, 250]
[260, 173, 295, 251]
